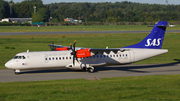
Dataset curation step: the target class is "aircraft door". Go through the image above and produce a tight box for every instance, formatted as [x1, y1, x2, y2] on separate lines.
[44, 56, 49, 63]
[129, 51, 134, 63]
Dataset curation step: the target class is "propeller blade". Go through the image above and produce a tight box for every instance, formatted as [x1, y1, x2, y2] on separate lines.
[73, 40, 76, 51]
[52, 39, 54, 45]
[73, 55, 75, 66]
[75, 55, 79, 63]
[70, 40, 79, 66]
[70, 43, 72, 50]
[50, 39, 56, 51]
[73, 53, 79, 66]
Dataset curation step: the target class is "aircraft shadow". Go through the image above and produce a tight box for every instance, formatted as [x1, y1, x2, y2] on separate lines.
[95, 59, 180, 73]
[20, 68, 80, 74]
[20, 59, 180, 74]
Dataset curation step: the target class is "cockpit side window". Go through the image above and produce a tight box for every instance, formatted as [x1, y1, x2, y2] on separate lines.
[23, 56, 26, 59]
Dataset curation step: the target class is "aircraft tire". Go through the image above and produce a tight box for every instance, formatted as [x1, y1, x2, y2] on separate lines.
[87, 68, 94, 73]
[15, 72, 19, 75]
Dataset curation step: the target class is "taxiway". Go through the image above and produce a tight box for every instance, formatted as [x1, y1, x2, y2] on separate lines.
[1, 63, 180, 82]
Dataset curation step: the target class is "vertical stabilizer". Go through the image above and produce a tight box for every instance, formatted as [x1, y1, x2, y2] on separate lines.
[124, 21, 168, 49]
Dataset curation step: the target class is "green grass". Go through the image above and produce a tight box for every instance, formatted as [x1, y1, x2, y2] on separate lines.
[0, 25, 179, 32]
[0, 75, 180, 100]
[0, 33, 180, 68]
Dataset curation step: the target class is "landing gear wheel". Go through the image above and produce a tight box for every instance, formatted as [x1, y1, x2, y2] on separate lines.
[15, 72, 19, 75]
[87, 68, 94, 73]
[14, 70, 20, 75]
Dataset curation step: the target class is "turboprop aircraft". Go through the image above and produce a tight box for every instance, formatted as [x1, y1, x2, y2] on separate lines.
[5, 21, 168, 74]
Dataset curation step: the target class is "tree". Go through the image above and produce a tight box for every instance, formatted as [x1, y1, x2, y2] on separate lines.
[32, 8, 49, 22]
[0, 0, 9, 19]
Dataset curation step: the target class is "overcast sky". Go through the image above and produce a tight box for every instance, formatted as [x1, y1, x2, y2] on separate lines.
[9, 0, 180, 5]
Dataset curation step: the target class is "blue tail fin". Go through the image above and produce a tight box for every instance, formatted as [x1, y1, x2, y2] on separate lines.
[124, 21, 167, 49]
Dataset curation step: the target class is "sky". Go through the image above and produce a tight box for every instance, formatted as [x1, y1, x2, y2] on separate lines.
[9, 0, 180, 5]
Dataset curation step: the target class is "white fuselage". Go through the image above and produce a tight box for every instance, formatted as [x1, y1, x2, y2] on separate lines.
[5, 48, 168, 71]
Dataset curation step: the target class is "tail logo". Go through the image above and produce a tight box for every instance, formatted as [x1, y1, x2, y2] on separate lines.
[145, 38, 161, 47]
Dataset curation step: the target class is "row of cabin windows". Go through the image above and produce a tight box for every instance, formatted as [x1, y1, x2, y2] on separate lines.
[45, 54, 128, 61]
[45, 57, 72, 61]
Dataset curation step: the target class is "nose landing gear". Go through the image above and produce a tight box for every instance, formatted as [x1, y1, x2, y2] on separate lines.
[14, 70, 20, 75]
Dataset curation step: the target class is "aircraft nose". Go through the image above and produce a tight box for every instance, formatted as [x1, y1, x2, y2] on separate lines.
[5, 61, 12, 69]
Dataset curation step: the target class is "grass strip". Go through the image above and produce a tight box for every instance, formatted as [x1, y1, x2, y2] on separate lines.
[0, 74, 180, 100]
[0, 25, 179, 32]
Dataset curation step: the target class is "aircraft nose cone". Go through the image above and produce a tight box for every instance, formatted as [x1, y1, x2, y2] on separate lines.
[5, 61, 12, 69]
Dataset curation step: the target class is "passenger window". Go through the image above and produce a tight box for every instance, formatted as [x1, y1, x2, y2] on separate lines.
[120, 55, 121, 57]
[63, 57, 64, 60]
[126, 54, 127, 57]
[110, 55, 112, 57]
[45, 58, 47, 60]
[52, 57, 54, 60]
[69, 57, 71, 59]
[113, 55, 115, 57]
[49, 58, 51, 60]
[116, 55, 118, 57]
[59, 57, 61, 60]
[56, 57, 58, 60]
[66, 57, 68, 59]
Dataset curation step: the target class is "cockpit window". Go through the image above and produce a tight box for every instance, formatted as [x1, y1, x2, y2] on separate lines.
[14, 56, 18, 59]
[18, 56, 22, 59]
[23, 56, 26, 59]
[14, 56, 26, 59]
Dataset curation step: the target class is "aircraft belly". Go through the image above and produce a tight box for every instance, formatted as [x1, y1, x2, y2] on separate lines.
[81, 59, 106, 66]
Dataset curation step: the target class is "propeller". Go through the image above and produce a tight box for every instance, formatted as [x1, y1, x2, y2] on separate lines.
[70, 40, 79, 66]
[50, 39, 56, 51]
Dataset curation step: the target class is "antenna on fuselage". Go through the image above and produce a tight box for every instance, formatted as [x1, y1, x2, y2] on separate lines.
[27, 50, 29, 52]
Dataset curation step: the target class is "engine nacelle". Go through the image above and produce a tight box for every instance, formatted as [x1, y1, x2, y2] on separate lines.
[55, 47, 69, 51]
[76, 48, 92, 58]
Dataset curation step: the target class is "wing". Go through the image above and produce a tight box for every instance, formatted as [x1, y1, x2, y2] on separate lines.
[90, 48, 129, 54]
[48, 44, 84, 51]
[48, 44, 129, 55]
[75, 48, 130, 58]
[48, 44, 71, 51]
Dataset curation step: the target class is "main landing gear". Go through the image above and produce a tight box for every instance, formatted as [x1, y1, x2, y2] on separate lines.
[14, 70, 20, 75]
[86, 66, 94, 73]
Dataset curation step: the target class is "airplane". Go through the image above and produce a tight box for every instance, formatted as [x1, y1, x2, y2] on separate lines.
[5, 21, 168, 74]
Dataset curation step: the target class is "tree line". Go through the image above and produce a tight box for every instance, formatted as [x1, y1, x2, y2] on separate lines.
[1, 0, 180, 23]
